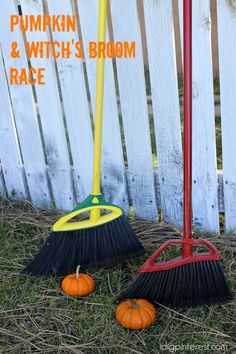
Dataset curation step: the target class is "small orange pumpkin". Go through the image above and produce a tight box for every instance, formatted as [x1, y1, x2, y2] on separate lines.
[116, 299, 156, 330]
[62, 265, 94, 297]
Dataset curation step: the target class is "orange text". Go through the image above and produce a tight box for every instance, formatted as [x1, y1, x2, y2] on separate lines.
[89, 41, 136, 58]
[10, 68, 45, 85]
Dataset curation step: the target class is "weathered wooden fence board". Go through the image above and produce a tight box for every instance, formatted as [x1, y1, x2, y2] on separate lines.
[179, 0, 219, 233]
[0, 0, 51, 206]
[144, 0, 183, 226]
[217, 0, 236, 233]
[110, 0, 158, 220]
[47, 0, 93, 202]
[77, 0, 129, 212]
[0, 48, 27, 199]
[20, 0, 75, 211]
[0, 166, 7, 197]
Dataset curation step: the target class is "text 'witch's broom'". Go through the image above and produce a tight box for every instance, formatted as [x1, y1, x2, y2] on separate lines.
[118, 0, 233, 308]
[24, 0, 145, 276]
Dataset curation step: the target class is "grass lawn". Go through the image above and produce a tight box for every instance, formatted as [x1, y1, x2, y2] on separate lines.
[0, 199, 235, 353]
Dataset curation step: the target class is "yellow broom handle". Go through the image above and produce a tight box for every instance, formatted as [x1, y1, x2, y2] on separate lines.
[92, 0, 107, 195]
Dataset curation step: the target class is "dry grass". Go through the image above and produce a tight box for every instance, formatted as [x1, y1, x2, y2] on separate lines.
[0, 198, 235, 354]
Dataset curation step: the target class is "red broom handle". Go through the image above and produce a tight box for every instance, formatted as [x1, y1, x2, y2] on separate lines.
[183, 0, 193, 257]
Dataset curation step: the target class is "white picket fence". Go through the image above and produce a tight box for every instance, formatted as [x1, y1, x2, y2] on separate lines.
[0, 0, 236, 233]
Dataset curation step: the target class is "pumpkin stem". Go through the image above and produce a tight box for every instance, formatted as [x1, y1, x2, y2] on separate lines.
[76, 265, 81, 279]
[131, 299, 139, 309]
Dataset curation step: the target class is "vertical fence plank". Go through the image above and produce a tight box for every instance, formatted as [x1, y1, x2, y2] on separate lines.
[0, 49, 27, 199]
[0, 166, 7, 197]
[144, 0, 183, 226]
[77, 0, 129, 212]
[47, 0, 93, 202]
[217, 0, 236, 233]
[110, 0, 158, 220]
[19, 0, 75, 210]
[0, 1, 52, 207]
[179, 0, 219, 232]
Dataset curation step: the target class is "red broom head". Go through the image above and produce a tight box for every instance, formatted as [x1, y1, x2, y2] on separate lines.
[140, 238, 222, 273]
[118, 239, 233, 308]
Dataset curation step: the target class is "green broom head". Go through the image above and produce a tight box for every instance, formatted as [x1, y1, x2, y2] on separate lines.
[23, 194, 145, 276]
[119, 238, 233, 308]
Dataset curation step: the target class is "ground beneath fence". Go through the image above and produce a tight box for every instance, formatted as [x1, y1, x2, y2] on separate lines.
[0, 199, 235, 354]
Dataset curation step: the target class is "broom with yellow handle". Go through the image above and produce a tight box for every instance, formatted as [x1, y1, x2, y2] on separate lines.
[24, 0, 145, 276]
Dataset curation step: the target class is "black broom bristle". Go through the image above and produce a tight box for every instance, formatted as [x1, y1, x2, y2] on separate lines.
[118, 260, 233, 308]
[23, 215, 145, 276]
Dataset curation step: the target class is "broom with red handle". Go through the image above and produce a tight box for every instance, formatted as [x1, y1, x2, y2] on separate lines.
[119, 0, 233, 308]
